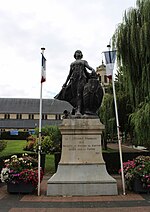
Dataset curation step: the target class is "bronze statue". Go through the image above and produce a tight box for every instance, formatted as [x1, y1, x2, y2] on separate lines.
[55, 50, 103, 117]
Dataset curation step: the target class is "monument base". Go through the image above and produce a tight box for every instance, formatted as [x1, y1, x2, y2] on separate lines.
[47, 164, 117, 196]
[47, 118, 118, 196]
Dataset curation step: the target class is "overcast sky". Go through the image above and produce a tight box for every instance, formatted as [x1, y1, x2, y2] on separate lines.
[0, 0, 136, 99]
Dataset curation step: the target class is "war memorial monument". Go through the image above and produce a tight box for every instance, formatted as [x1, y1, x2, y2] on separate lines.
[47, 50, 118, 196]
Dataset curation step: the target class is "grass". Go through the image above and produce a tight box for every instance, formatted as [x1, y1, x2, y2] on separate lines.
[45, 154, 55, 174]
[0, 140, 55, 174]
[0, 140, 28, 157]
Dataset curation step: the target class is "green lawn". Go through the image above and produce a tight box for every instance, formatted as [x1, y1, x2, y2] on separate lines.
[45, 154, 55, 174]
[0, 140, 55, 174]
[0, 140, 28, 157]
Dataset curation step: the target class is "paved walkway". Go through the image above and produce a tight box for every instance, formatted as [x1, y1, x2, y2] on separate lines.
[0, 175, 150, 212]
[107, 143, 149, 152]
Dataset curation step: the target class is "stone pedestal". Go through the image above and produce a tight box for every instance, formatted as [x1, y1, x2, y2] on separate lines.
[47, 118, 118, 196]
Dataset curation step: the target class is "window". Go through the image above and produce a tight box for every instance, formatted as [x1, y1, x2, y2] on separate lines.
[16, 114, 22, 119]
[4, 114, 10, 119]
[29, 114, 34, 120]
[55, 114, 61, 120]
[104, 75, 108, 83]
[99, 75, 101, 82]
[42, 114, 47, 120]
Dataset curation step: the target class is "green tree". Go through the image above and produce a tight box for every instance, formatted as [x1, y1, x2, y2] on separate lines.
[129, 98, 150, 149]
[112, 0, 150, 147]
[99, 90, 116, 145]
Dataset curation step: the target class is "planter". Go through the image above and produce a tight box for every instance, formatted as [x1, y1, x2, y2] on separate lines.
[7, 182, 36, 194]
[132, 178, 150, 193]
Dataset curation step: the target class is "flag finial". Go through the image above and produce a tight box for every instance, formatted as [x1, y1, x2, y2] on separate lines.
[107, 44, 111, 51]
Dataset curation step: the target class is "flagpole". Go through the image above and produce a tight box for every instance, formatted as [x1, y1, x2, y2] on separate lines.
[38, 47, 45, 196]
[106, 44, 126, 195]
[112, 74, 126, 195]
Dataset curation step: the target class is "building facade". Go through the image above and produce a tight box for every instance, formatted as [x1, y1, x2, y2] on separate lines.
[96, 61, 111, 93]
[0, 98, 72, 132]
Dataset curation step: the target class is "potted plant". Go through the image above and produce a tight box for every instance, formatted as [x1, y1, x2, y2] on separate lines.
[0, 153, 44, 193]
[120, 155, 150, 193]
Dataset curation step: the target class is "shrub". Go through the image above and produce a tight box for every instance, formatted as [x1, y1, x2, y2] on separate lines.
[34, 126, 62, 154]
[0, 140, 7, 152]
[34, 135, 61, 154]
[23, 135, 36, 151]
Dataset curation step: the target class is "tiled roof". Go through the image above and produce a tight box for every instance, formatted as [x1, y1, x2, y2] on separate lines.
[0, 98, 72, 129]
[0, 98, 72, 114]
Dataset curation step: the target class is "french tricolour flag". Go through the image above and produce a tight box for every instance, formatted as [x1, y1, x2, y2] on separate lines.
[104, 50, 116, 79]
[41, 54, 46, 83]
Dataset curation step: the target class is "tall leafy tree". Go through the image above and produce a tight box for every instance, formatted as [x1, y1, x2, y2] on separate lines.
[112, 0, 150, 148]
[99, 91, 116, 142]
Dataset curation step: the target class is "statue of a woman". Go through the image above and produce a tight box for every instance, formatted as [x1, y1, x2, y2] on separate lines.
[55, 50, 95, 115]
[55, 50, 104, 117]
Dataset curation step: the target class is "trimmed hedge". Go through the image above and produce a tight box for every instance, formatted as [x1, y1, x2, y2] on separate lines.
[1, 131, 30, 140]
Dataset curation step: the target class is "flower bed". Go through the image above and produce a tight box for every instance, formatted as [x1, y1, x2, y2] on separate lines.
[0, 153, 44, 193]
[120, 155, 150, 193]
